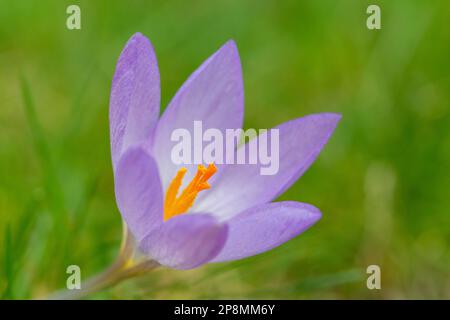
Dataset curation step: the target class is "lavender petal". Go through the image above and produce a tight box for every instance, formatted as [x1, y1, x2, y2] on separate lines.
[115, 146, 164, 242]
[152, 40, 244, 190]
[193, 113, 341, 220]
[110, 33, 160, 171]
[140, 213, 228, 269]
[212, 201, 321, 262]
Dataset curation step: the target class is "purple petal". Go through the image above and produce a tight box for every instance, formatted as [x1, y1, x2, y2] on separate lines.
[212, 201, 321, 262]
[193, 113, 341, 219]
[140, 214, 228, 269]
[114, 146, 164, 242]
[152, 40, 244, 190]
[110, 33, 160, 171]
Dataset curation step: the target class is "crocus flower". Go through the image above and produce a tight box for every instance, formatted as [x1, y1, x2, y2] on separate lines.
[110, 33, 341, 270]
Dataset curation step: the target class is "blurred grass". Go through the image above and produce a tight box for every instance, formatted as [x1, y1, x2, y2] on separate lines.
[0, 0, 449, 299]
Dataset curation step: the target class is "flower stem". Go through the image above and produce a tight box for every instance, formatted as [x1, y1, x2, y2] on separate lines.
[47, 258, 159, 300]
[46, 222, 159, 300]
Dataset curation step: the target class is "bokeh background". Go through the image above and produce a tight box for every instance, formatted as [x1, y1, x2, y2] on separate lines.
[1, 0, 449, 299]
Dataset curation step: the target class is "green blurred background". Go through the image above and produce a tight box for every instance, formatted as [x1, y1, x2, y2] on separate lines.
[1, 0, 449, 299]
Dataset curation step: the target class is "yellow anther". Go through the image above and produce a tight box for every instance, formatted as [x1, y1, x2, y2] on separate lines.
[163, 163, 217, 221]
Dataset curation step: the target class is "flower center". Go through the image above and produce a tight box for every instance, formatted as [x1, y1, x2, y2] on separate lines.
[163, 163, 217, 221]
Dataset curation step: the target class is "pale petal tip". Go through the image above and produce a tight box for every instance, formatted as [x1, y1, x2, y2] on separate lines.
[224, 39, 238, 49]
[306, 112, 342, 136]
[329, 112, 343, 123]
[129, 32, 146, 42]
[324, 112, 342, 135]
[283, 201, 322, 225]
[303, 203, 322, 224]
[217, 39, 240, 59]
[317, 112, 342, 124]
[126, 32, 154, 49]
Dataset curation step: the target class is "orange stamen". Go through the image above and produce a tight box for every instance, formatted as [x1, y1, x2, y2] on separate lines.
[163, 163, 217, 221]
